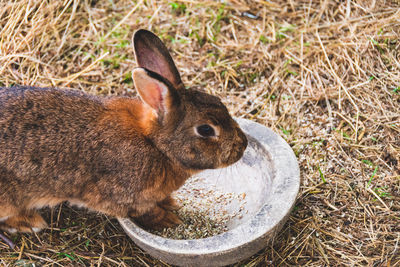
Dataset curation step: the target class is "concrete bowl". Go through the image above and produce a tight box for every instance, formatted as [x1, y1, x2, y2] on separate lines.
[118, 118, 300, 266]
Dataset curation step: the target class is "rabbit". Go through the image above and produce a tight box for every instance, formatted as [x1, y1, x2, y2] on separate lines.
[0, 29, 247, 233]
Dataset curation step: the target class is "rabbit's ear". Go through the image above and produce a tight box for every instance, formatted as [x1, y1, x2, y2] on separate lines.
[132, 68, 179, 116]
[133, 29, 183, 90]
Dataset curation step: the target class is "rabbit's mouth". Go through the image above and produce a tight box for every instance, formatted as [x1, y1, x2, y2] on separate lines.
[221, 151, 243, 168]
[221, 134, 248, 167]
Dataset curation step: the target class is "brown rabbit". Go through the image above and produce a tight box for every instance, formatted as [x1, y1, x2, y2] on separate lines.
[0, 29, 247, 233]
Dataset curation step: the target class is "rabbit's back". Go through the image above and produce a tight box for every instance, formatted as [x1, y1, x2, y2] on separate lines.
[0, 87, 104, 142]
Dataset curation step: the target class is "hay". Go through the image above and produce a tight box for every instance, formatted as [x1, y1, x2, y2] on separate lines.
[0, 0, 399, 266]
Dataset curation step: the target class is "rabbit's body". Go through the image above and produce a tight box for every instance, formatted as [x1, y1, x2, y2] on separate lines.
[0, 87, 186, 220]
[0, 30, 247, 233]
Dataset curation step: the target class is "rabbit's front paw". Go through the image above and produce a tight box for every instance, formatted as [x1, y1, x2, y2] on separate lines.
[0, 210, 47, 233]
[134, 205, 182, 230]
[158, 209, 182, 228]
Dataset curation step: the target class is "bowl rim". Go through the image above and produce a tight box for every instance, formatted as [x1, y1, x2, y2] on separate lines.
[118, 118, 300, 256]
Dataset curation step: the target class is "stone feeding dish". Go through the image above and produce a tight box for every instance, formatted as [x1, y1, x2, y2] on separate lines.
[118, 118, 300, 266]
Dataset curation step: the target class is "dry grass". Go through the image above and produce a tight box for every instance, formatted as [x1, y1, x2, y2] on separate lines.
[0, 0, 399, 266]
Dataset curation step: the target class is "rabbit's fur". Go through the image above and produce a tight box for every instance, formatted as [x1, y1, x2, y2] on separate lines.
[0, 30, 247, 233]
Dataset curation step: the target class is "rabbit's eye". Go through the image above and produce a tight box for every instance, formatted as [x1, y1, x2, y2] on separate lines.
[196, 124, 216, 137]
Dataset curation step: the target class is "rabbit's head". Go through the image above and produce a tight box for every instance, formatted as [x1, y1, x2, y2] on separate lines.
[132, 30, 247, 170]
